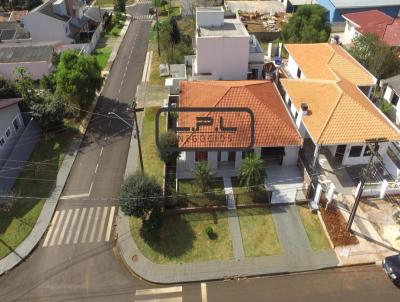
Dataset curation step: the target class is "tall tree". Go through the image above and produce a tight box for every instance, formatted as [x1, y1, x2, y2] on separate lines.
[349, 33, 400, 80]
[0, 76, 17, 99]
[281, 4, 331, 43]
[55, 50, 103, 111]
[239, 153, 266, 189]
[191, 161, 215, 192]
[14, 67, 37, 111]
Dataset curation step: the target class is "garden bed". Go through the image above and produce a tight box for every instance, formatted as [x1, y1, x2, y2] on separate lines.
[177, 178, 226, 207]
[320, 204, 359, 247]
[129, 211, 233, 264]
[231, 176, 267, 205]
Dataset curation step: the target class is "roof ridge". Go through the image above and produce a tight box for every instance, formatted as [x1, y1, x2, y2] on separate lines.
[316, 82, 344, 144]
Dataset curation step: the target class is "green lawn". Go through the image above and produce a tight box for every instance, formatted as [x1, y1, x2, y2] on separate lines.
[178, 178, 226, 207]
[238, 208, 281, 257]
[94, 46, 112, 69]
[94, 0, 136, 7]
[141, 107, 166, 185]
[231, 177, 267, 205]
[0, 122, 79, 260]
[297, 205, 331, 252]
[130, 211, 233, 263]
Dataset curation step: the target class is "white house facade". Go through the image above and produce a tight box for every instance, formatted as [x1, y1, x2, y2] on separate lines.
[382, 74, 400, 124]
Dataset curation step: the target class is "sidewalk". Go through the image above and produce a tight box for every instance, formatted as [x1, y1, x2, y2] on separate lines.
[0, 15, 132, 276]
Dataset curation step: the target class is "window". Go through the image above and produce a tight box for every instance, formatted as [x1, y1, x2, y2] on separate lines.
[5, 127, 11, 138]
[13, 117, 20, 132]
[363, 145, 380, 156]
[392, 93, 399, 107]
[294, 111, 298, 120]
[242, 149, 254, 159]
[349, 146, 363, 157]
[195, 151, 208, 162]
[297, 67, 302, 78]
[0, 137, 4, 148]
[288, 98, 292, 108]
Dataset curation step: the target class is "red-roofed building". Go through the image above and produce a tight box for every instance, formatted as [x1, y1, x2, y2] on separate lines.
[174, 80, 302, 176]
[342, 10, 400, 47]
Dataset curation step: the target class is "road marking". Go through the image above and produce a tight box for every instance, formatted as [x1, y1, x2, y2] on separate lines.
[89, 207, 101, 243]
[146, 51, 152, 82]
[65, 208, 79, 245]
[97, 207, 108, 242]
[135, 298, 182, 302]
[58, 209, 72, 245]
[89, 181, 94, 195]
[49, 210, 65, 246]
[99, 147, 104, 157]
[105, 206, 115, 242]
[142, 51, 150, 82]
[60, 192, 90, 200]
[74, 208, 86, 244]
[136, 286, 182, 296]
[42, 211, 60, 247]
[81, 207, 94, 243]
[201, 283, 207, 302]
[95, 163, 99, 174]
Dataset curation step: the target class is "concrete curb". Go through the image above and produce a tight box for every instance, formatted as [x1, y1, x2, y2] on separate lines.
[0, 14, 133, 276]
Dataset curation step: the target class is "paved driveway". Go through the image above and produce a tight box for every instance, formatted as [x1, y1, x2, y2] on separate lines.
[265, 165, 303, 204]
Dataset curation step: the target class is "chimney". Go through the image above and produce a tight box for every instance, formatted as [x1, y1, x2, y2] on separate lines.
[296, 103, 308, 127]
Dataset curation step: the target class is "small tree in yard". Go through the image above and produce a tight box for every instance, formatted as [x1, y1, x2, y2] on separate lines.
[55, 50, 103, 113]
[30, 92, 65, 131]
[114, 0, 126, 13]
[191, 161, 215, 192]
[281, 4, 331, 43]
[239, 153, 266, 190]
[157, 130, 180, 163]
[0, 76, 17, 99]
[378, 98, 393, 117]
[118, 173, 163, 231]
[349, 34, 400, 80]
[14, 67, 36, 111]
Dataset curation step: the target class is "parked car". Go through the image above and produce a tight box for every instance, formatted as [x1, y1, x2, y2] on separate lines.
[383, 254, 400, 285]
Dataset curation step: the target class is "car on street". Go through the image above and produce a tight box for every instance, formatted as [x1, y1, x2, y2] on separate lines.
[383, 254, 400, 285]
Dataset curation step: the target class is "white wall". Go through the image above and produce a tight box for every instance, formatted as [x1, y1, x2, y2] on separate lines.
[342, 21, 358, 44]
[196, 35, 250, 80]
[382, 85, 400, 124]
[283, 146, 299, 165]
[235, 151, 242, 168]
[342, 142, 389, 166]
[196, 8, 224, 27]
[0, 61, 51, 80]
[23, 12, 73, 43]
[208, 151, 218, 169]
[185, 151, 195, 170]
[0, 104, 25, 161]
[287, 55, 299, 79]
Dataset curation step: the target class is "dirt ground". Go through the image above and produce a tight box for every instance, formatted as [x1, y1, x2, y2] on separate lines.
[360, 198, 400, 250]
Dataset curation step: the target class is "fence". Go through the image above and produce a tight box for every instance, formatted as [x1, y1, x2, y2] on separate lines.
[0, 119, 41, 196]
[60, 22, 104, 54]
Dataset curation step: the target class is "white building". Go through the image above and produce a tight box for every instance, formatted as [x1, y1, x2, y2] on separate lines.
[0, 44, 54, 80]
[192, 7, 264, 81]
[382, 74, 400, 124]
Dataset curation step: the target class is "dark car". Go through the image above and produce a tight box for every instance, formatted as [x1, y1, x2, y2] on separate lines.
[383, 254, 400, 285]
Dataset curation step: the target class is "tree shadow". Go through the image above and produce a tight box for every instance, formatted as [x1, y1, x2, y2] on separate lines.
[140, 214, 195, 258]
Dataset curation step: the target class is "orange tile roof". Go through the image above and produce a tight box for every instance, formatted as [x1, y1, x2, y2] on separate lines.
[281, 78, 400, 145]
[285, 43, 376, 86]
[178, 81, 302, 149]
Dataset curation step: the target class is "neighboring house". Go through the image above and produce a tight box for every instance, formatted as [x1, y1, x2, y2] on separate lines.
[382, 74, 400, 123]
[283, 43, 376, 97]
[0, 21, 30, 41]
[0, 98, 25, 170]
[23, 0, 105, 44]
[0, 43, 55, 80]
[280, 43, 400, 169]
[281, 0, 315, 12]
[175, 80, 303, 175]
[191, 7, 264, 81]
[0, 10, 28, 22]
[342, 10, 400, 46]
[315, 0, 400, 25]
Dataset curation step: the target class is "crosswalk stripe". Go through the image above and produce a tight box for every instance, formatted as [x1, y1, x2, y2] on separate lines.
[65, 208, 79, 245]
[81, 207, 94, 243]
[73, 207, 86, 244]
[105, 206, 115, 242]
[42, 211, 60, 247]
[97, 207, 108, 242]
[136, 286, 182, 296]
[135, 298, 182, 302]
[58, 209, 72, 245]
[49, 210, 65, 246]
[201, 283, 207, 302]
[89, 207, 101, 243]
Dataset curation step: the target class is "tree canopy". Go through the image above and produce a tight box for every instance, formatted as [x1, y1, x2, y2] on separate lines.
[157, 130, 180, 163]
[0, 76, 17, 99]
[281, 4, 331, 43]
[114, 0, 126, 13]
[239, 153, 266, 189]
[348, 33, 400, 80]
[191, 161, 215, 192]
[55, 50, 103, 110]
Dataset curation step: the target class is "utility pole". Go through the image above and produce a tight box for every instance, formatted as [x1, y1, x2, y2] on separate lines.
[156, 6, 161, 56]
[346, 138, 387, 232]
[129, 100, 144, 173]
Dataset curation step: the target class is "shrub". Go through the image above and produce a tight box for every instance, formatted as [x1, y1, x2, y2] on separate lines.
[157, 130, 180, 163]
[205, 226, 217, 240]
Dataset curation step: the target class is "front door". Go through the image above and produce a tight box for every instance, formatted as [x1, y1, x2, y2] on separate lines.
[334, 145, 346, 161]
[228, 151, 235, 162]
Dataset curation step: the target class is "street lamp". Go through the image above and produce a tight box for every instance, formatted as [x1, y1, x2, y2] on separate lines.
[108, 109, 144, 173]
